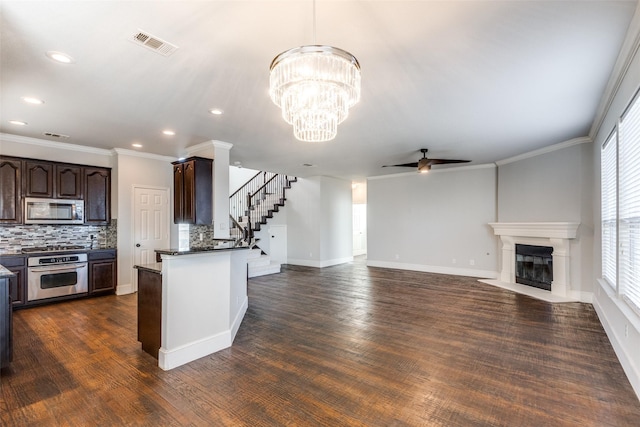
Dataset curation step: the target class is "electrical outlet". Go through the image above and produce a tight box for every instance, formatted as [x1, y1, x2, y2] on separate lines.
[469, 259, 475, 266]
[625, 324, 629, 338]
[395, 254, 400, 260]
[199, 233, 203, 241]
[452, 258, 457, 264]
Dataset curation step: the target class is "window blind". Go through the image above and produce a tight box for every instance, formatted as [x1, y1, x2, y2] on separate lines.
[619, 91, 640, 314]
[601, 131, 617, 289]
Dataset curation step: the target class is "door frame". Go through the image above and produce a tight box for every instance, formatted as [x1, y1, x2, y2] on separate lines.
[131, 185, 170, 292]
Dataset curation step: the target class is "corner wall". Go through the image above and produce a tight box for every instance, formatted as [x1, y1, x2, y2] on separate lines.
[286, 176, 353, 267]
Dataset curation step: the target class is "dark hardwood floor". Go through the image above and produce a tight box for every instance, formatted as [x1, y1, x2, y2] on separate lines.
[1, 257, 639, 426]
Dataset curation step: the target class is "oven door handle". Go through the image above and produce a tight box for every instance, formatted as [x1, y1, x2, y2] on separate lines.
[28, 263, 88, 272]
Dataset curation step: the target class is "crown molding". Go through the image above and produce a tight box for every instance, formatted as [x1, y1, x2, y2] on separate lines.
[495, 136, 592, 166]
[112, 148, 176, 162]
[0, 132, 113, 156]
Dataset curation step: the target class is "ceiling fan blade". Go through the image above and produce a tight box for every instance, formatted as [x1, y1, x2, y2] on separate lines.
[382, 162, 419, 168]
[426, 159, 471, 165]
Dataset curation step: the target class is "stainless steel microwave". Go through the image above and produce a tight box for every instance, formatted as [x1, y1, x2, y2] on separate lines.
[24, 198, 84, 224]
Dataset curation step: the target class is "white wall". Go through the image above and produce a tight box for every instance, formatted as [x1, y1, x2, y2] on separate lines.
[497, 140, 595, 297]
[286, 176, 353, 267]
[591, 4, 640, 399]
[367, 165, 497, 277]
[114, 150, 175, 293]
[229, 166, 260, 194]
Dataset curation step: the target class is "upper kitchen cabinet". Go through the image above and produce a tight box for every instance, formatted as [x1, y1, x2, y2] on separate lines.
[25, 161, 83, 199]
[24, 160, 53, 198]
[84, 167, 111, 224]
[55, 164, 83, 199]
[172, 157, 212, 225]
[0, 157, 22, 224]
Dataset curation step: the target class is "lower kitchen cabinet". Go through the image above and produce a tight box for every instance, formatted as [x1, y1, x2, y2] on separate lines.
[1, 275, 13, 369]
[0, 256, 26, 308]
[88, 250, 117, 295]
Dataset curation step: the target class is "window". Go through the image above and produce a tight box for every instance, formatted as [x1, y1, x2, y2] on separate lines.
[601, 131, 617, 288]
[619, 91, 640, 314]
[603, 89, 640, 315]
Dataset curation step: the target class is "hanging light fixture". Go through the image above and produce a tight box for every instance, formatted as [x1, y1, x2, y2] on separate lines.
[269, 1, 361, 142]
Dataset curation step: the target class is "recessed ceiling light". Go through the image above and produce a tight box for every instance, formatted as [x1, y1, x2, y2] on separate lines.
[9, 120, 27, 126]
[132, 143, 143, 148]
[46, 51, 74, 64]
[162, 130, 175, 136]
[21, 96, 44, 105]
[177, 157, 186, 161]
[209, 108, 223, 115]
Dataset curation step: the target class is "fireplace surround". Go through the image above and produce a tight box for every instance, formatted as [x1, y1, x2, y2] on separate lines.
[488, 222, 579, 298]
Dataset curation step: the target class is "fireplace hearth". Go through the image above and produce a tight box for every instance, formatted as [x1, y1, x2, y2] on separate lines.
[515, 244, 553, 291]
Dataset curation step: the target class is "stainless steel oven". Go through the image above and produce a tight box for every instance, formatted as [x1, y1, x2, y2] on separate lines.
[27, 253, 88, 301]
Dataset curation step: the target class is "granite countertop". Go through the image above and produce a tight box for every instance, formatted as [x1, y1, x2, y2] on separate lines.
[134, 262, 163, 274]
[0, 264, 16, 279]
[155, 241, 249, 256]
[0, 247, 117, 257]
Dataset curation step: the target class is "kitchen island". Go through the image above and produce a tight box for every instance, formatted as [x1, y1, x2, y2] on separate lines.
[134, 243, 249, 370]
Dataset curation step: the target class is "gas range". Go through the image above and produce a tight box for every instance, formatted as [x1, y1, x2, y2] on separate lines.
[21, 245, 86, 254]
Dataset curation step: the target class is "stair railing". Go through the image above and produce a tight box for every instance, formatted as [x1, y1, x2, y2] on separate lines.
[229, 171, 296, 242]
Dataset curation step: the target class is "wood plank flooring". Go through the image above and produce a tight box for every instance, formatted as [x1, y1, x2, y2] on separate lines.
[1, 257, 639, 426]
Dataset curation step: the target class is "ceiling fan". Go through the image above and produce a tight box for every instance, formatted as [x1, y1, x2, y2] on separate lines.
[382, 149, 470, 173]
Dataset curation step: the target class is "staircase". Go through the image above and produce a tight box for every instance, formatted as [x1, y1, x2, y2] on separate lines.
[229, 172, 297, 277]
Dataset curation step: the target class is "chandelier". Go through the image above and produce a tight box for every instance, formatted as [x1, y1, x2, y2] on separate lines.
[269, 17, 361, 142]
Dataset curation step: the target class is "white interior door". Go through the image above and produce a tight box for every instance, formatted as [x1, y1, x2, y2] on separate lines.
[133, 186, 170, 291]
[268, 225, 287, 264]
[353, 204, 367, 256]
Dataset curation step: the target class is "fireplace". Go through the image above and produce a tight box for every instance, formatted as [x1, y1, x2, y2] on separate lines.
[515, 244, 553, 291]
[488, 222, 579, 298]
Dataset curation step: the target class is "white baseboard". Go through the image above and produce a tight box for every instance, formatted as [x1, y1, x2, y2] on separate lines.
[158, 331, 231, 371]
[366, 260, 497, 279]
[116, 283, 134, 295]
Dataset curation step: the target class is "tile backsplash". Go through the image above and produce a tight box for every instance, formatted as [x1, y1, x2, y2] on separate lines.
[0, 219, 117, 254]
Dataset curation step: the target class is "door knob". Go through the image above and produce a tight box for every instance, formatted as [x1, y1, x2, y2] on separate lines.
[136, 243, 141, 247]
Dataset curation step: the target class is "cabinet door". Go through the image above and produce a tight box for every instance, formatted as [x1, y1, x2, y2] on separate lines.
[7, 267, 26, 307]
[56, 164, 82, 199]
[0, 158, 22, 224]
[84, 167, 111, 224]
[183, 161, 196, 223]
[173, 163, 185, 223]
[25, 160, 53, 198]
[89, 260, 116, 294]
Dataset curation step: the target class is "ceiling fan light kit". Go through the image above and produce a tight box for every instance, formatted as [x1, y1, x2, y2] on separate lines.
[269, 1, 360, 142]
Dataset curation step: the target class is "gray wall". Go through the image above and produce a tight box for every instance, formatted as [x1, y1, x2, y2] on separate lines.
[367, 165, 498, 277]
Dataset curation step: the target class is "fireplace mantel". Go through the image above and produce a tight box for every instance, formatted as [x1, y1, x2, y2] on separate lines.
[488, 222, 580, 298]
[489, 222, 579, 239]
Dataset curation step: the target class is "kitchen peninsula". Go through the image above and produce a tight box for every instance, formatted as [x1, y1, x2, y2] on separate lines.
[135, 242, 249, 370]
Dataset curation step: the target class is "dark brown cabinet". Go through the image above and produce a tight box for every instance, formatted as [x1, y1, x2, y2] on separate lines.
[55, 164, 83, 199]
[0, 275, 12, 369]
[0, 157, 22, 224]
[137, 268, 162, 359]
[0, 256, 26, 308]
[172, 157, 212, 225]
[89, 250, 117, 295]
[24, 160, 54, 198]
[84, 167, 111, 224]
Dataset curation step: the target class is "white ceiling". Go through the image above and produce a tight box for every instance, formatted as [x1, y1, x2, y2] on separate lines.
[0, 1, 637, 180]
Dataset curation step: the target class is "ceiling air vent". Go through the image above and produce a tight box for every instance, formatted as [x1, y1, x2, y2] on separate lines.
[43, 132, 70, 139]
[130, 30, 178, 56]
